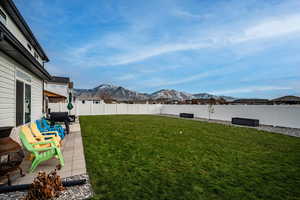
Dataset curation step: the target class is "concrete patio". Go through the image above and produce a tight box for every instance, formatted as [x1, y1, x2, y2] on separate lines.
[7, 121, 87, 185]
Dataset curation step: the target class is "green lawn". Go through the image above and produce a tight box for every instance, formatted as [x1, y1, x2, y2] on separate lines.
[80, 115, 300, 200]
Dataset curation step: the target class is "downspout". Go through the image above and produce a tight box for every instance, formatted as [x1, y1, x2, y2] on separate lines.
[42, 60, 46, 116]
[42, 79, 45, 115]
[0, 31, 4, 41]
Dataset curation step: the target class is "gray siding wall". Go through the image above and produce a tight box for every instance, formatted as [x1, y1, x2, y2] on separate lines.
[0, 51, 43, 127]
[0, 52, 15, 127]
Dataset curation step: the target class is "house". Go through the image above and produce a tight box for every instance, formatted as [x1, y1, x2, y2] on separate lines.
[231, 98, 270, 105]
[184, 99, 193, 104]
[271, 95, 300, 105]
[152, 98, 171, 104]
[0, 0, 51, 127]
[182, 98, 227, 105]
[44, 76, 73, 103]
[76, 97, 105, 104]
[190, 98, 227, 105]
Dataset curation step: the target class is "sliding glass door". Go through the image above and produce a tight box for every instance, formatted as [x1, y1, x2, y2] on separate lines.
[16, 80, 24, 126]
[16, 70, 31, 126]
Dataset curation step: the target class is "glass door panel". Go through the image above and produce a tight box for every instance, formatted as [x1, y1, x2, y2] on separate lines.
[25, 84, 31, 123]
[16, 80, 24, 126]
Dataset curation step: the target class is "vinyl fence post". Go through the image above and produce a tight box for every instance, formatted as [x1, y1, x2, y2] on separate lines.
[91, 102, 93, 115]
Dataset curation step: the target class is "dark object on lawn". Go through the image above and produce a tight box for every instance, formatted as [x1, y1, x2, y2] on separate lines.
[0, 179, 86, 193]
[0, 127, 25, 186]
[232, 117, 259, 127]
[49, 112, 70, 134]
[179, 113, 194, 118]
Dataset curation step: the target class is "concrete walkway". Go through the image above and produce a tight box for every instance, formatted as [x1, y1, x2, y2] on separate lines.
[9, 121, 87, 185]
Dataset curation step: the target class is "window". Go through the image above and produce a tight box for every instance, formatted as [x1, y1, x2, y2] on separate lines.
[0, 9, 6, 25]
[16, 69, 31, 83]
[34, 51, 39, 60]
[27, 43, 32, 51]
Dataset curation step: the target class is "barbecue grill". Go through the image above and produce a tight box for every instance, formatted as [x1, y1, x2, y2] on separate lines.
[49, 112, 70, 135]
[0, 127, 25, 185]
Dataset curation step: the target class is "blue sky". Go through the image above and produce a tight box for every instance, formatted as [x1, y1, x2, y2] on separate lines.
[15, 0, 300, 98]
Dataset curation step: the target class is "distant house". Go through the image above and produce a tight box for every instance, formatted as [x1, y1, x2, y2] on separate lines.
[44, 76, 73, 103]
[271, 95, 300, 105]
[103, 99, 117, 104]
[184, 99, 193, 104]
[168, 100, 180, 104]
[131, 100, 150, 104]
[147, 98, 170, 104]
[0, 0, 51, 127]
[76, 97, 105, 104]
[190, 98, 227, 105]
[232, 98, 270, 105]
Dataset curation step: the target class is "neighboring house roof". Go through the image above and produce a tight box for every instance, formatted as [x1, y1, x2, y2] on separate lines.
[44, 90, 67, 99]
[77, 96, 103, 101]
[0, 0, 49, 61]
[272, 95, 300, 102]
[233, 99, 270, 103]
[49, 76, 70, 84]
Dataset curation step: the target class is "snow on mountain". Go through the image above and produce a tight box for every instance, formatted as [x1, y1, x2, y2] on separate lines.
[193, 93, 219, 99]
[74, 84, 236, 101]
[150, 89, 193, 100]
[74, 84, 149, 101]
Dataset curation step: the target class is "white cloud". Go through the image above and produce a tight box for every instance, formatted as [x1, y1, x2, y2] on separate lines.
[116, 73, 137, 81]
[141, 66, 235, 88]
[105, 42, 210, 66]
[174, 10, 212, 20]
[65, 13, 300, 68]
[235, 14, 300, 43]
[210, 86, 293, 95]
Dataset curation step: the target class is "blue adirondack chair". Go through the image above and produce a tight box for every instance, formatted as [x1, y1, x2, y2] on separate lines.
[36, 119, 65, 139]
[41, 119, 65, 139]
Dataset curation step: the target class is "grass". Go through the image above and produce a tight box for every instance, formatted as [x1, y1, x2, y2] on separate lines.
[80, 115, 300, 200]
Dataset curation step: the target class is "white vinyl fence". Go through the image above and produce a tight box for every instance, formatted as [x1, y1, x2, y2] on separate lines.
[160, 105, 300, 129]
[49, 102, 161, 116]
[49, 103, 300, 128]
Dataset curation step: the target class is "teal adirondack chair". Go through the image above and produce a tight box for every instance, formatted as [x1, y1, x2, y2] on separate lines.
[19, 131, 64, 172]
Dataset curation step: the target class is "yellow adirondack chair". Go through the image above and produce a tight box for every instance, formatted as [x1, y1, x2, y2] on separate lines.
[21, 125, 54, 160]
[30, 123, 61, 147]
[21, 126, 52, 149]
[19, 130, 64, 172]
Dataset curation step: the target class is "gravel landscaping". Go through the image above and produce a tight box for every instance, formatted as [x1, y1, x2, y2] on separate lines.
[0, 173, 93, 200]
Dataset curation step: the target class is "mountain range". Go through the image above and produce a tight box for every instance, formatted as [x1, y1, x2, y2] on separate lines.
[74, 84, 236, 101]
